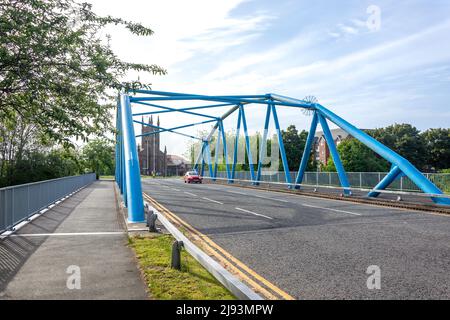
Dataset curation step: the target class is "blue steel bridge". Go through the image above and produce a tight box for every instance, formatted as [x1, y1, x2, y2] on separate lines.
[115, 90, 450, 223]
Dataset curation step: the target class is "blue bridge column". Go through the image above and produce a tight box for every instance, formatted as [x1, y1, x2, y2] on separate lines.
[368, 165, 402, 198]
[317, 112, 351, 195]
[120, 94, 145, 223]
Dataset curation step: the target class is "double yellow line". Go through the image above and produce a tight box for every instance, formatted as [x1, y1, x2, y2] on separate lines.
[143, 192, 295, 300]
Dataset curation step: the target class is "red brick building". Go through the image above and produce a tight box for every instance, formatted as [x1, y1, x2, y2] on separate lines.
[313, 128, 351, 167]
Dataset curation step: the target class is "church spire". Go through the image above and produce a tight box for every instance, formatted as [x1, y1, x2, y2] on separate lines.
[157, 116, 160, 127]
[150, 115, 153, 125]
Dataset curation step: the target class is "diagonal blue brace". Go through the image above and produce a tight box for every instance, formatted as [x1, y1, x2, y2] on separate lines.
[295, 111, 318, 188]
[120, 94, 144, 222]
[240, 104, 256, 183]
[255, 104, 272, 185]
[213, 125, 221, 181]
[194, 141, 204, 172]
[368, 165, 402, 198]
[205, 142, 214, 178]
[271, 103, 293, 187]
[317, 112, 351, 195]
[218, 121, 232, 181]
[231, 108, 242, 181]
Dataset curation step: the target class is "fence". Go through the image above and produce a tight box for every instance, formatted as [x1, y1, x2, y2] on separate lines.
[0, 173, 96, 233]
[205, 171, 450, 194]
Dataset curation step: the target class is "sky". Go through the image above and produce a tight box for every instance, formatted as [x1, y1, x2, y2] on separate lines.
[86, 0, 450, 157]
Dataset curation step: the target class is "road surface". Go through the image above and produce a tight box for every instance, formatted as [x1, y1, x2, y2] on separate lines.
[142, 178, 450, 300]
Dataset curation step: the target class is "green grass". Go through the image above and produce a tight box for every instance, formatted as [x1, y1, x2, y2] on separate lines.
[99, 175, 115, 180]
[129, 234, 236, 300]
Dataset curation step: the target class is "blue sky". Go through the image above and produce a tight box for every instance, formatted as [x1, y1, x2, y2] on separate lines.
[88, 0, 450, 156]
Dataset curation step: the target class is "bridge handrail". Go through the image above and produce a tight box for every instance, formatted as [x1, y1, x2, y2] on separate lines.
[202, 176, 450, 199]
[0, 173, 96, 234]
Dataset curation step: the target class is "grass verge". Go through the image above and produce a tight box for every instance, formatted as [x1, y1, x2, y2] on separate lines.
[129, 234, 236, 300]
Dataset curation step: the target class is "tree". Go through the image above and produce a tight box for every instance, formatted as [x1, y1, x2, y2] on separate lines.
[281, 125, 304, 170]
[280, 125, 316, 171]
[0, 0, 166, 144]
[421, 128, 450, 171]
[322, 138, 389, 172]
[81, 138, 115, 178]
[370, 124, 426, 170]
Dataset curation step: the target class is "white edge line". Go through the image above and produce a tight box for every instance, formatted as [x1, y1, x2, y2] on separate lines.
[301, 203, 361, 216]
[202, 197, 224, 205]
[235, 207, 274, 220]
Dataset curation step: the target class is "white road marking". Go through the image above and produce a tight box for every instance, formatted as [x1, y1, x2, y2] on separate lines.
[301, 203, 361, 216]
[208, 185, 290, 203]
[252, 194, 290, 203]
[202, 197, 224, 205]
[235, 207, 274, 220]
[171, 188, 180, 191]
[227, 190, 249, 196]
[184, 191, 198, 197]
[8, 231, 125, 237]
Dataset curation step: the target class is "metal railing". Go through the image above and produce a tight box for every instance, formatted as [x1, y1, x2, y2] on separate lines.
[205, 171, 450, 194]
[0, 173, 96, 233]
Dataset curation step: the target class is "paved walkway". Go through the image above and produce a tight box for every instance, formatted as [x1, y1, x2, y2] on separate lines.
[0, 181, 148, 299]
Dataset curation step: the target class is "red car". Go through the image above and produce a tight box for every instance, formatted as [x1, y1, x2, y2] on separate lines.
[184, 171, 202, 183]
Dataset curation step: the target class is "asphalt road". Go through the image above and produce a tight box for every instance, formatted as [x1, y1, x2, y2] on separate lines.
[142, 178, 450, 300]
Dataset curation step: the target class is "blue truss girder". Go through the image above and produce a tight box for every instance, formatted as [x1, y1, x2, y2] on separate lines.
[132, 100, 219, 120]
[295, 111, 318, 188]
[115, 90, 450, 220]
[134, 118, 215, 140]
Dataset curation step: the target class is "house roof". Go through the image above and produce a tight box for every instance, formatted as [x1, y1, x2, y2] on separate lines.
[167, 154, 190, 166]
[315, 128, 352, 142]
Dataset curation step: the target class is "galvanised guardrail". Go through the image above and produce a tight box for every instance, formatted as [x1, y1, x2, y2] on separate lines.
[0, 173, 96, 233]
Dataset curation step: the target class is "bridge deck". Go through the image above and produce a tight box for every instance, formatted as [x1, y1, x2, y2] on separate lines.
[0, 180, 147, 300]
[142, 178, 450, 299]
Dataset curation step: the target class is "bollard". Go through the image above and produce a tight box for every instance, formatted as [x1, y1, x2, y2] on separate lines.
[171, 240, 184, 270]
[145, 204, 158, 232]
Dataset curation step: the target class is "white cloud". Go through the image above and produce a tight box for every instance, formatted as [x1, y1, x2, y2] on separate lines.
[82, 1, 450, 156]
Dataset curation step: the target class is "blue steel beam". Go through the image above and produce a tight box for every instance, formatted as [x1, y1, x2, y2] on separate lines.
[194, 141, 205, 172]
[271, 103, 292, 186]
[116, 105, 121, 192]
[317, 112, 351, 195]
[240, 105, 256, 182]
[132, 100, 219, 120]
[130, 95, 314, 109]
[132, 103, 234, 117]
[130, 89, 268, 100]
[231, 107, 242, 181]
[119, 94, 144, 222]
[213, 123, 221, 180]
[134, 118, 215, 140]
[295, 111, 318, 188]
[219, 120, 232, 181]
[368, 166, 402, 198]
[255, 104, 272, 185]
[205, 142, 214, 178]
